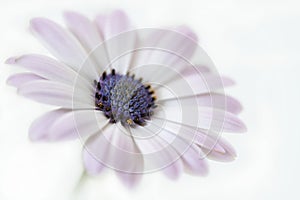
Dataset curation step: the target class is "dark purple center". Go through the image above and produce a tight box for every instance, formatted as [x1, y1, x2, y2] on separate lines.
[95, 69, 156, 126]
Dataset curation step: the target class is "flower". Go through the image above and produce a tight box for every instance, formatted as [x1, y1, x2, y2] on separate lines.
[5, 10, 246, 188]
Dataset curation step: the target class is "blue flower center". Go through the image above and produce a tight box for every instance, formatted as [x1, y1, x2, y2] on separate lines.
[95, 69, 156, 126]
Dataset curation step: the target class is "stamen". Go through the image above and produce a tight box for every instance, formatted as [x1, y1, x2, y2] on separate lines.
[102, 72, 107, 80]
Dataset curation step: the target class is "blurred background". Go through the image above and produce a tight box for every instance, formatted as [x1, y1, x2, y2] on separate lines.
[0, 0, 299, 199]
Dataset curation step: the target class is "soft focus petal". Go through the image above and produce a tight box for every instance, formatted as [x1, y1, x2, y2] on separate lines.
[30, 18, 87, 70]
[29, 109, 70, 141]
[63, 11, 107, 73]
[181, 145, 208, 176]
[95, 10, 135, 74]
[115, 172, 142, 189]
[83, 124, 144, 188]
[6, 54, 76, 84]
[158, 93, 243, 114]
[150, 118, 226, 153]
[161, 159, 183, 180]
[131, 26, 198, 83]
[202, 137, 237, 162]
[83, 149, 105, 175]
[64, 11, 103, 52]
[141, 121, 208, 176]
[82, 126, 115, 175]
[7, 73, 45, 88]
[180, 64, 211, 76]
[29, 109, 108, 141]
[155, 74, 235, 100]
[153, 106, 247, 133]
[130, 125, 183, 179]
[96, 10, 131, 39]
[30, 18, 100, 81]
[82, 150, 105, 175]
[17, 80, 94, 108]
[48, 110, 109, 141]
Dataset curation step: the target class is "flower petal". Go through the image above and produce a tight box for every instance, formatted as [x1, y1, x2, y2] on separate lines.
[161, 159, 183, 180]
[30, 18, 100, 82]
[115, 172, 142, 189]
[29, 109, 70, 141]
[95, 10, 135, 74]
[150, 118, 226, 153]
[6, 54, 76, 84]
[83, 125, 115, 175]
[83, 149, 105, 175]
[153, 106, 247, 133]
[181, 145, 208, 176]
[96, 10, 131, 40]
[83, 123, 144, 187]
[64, 11, 103, 52]
[48, 110, 109, 141]
[144, 121, 208, 176]
[63, 11, 107, 74]
[30, 18, 87, 70]
[180, 64, 211, 76]
[130, 125, 183, 178]
[6, 73, 45, 88]
[131, 26, 198, 82]
[29, 109, 108, 141]
[17, 80, 93, 108]
[155, 74, 235, 100]
[158, 93, 243, 114]
[201, 137, 237, 162]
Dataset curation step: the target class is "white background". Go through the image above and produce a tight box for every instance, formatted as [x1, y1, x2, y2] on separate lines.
[0, 0, 300, 199]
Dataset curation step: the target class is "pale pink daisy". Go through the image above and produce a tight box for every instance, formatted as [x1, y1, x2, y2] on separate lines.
[6, 10, 246, 188]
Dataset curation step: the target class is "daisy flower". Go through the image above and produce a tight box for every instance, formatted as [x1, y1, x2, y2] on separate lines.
[5, 10, 246, 188]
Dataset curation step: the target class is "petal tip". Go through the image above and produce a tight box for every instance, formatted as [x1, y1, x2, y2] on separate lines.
[63, 10, 82, 20]
[83, 149, 105, 176]
[30, 17, 51, 32]
[5, 56, 17, 64]
[176, 25, 198, 42]
[238, 121, 247, 133]
[116, 172, 141, 189]
[111, 9, 127, 18]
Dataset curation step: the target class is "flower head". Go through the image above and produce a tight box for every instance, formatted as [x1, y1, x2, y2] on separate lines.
[6, 10, 246, 188]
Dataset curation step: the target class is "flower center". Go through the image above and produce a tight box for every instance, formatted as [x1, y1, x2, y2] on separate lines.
[95, 69, 156, 126]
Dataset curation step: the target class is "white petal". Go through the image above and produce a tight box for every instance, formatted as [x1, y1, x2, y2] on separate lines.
[83, 125, 115, 175]
[162, 160, 183, 180]
[30, 18, 87, 70]
[150, 118, 226, 153]
[83, 149, 105, 175]
[64, 11, 103, 52]
[129, 125, 180, 174]
[83, 123, 144, 174]
[181, 145, 208, 176]
[7, 73, 45, 88]
[202, 137, 237, 162]
[115, 172, 142, 189]
[158, 93, 243, 114]
[96, 10, 131, 39]
[95, 10, 135, 74]
[131, 26, 198, 82]
[29, 109, 69, 141]
[144, 121, 208, 175]
[63, 11, 107, 73]
[30, 18, 99, 82]
[48, 110, 109, 141]
[6, 54, 77, 84]
[155, 74, 235, 101]
[18, 80, 94, 108]
[153, 106, 247, 133]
